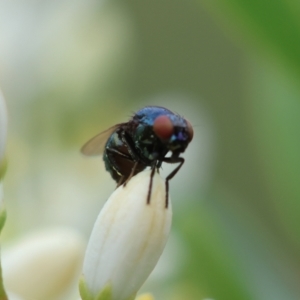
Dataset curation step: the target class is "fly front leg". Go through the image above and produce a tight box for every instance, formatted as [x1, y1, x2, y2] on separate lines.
[116, 175, 125, 187]
[162, 157, 185, 208]
[118, 131, 149, 185]
[146, 162, 158, 205]
[123, 161, 139, 187]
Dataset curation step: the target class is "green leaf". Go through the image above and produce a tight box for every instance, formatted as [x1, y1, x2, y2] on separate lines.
[0, 263, 8, 300]
[0, 210, 6, 233]
[201, 0, 300, 77]
[125, 293, 137, 300]
[0, 158, 7, 181]
[79, 277, 115, 300]
[79, 276, 94, 300]
[95, 283, 113, 300]
[174, 204, 253, 300]
[247, 59, 300, 246]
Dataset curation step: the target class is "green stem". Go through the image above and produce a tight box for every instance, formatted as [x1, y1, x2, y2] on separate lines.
[0, 192, 8, 300]
[0, 261, 8, 300]
[0, 158, 7, 181]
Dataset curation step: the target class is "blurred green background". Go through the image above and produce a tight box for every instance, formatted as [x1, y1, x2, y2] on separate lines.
[1, 0, 300, 299]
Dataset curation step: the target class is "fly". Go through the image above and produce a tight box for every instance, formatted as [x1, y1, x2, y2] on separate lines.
[81, 106, 193, 208]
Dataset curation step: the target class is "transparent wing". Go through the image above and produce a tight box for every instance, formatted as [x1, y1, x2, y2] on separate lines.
[81, 124, 123, 156]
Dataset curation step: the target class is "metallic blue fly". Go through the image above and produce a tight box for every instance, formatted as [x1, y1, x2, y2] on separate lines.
[81, 106, 193, 207]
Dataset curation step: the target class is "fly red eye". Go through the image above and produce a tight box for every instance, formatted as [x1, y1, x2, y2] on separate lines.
[153, 115, 174, 140]
[186, 119, 194, 141]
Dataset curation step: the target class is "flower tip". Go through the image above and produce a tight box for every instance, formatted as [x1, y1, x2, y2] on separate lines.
[118, 169, 171, 210]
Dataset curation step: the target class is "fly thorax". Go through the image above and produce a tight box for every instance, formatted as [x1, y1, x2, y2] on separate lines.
[134, 126, 162, 161]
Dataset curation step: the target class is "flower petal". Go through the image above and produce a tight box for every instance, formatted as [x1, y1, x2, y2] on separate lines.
[82, 170, 172, 300]
[2, 228, 85, 300]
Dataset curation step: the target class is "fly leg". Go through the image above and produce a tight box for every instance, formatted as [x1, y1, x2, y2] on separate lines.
[118, 131, 148, 184]
[162, 157, 185, 208]
[146, 163, 157, 205]
[106, 147, 133, 187]
[106, 139, 145, 187]
[123, 161, 139, 187]
[119, 131, 142, 161]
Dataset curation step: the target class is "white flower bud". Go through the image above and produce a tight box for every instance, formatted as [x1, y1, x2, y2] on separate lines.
[80, 170, 172, 300]
[2, 228, 85, 300]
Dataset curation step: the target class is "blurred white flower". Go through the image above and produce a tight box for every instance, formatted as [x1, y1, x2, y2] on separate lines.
[2, 228, 85, 300]
[0, 89, 7, 179]
[80, 170, 172, 300]
[6, 291, 26, 300]
[0, 89, 7, 232]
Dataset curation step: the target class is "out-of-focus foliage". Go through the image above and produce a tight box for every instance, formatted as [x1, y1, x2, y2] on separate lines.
[201, 0, 300, 77]
[0, 0, 300, 299]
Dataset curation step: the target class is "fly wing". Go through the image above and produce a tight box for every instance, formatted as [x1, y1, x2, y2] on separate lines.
[81, 124, 123, 156]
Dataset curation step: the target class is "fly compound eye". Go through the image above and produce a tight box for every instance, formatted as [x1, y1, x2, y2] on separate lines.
[153, 115, 174, 140]
[185, 119, 194, 142]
